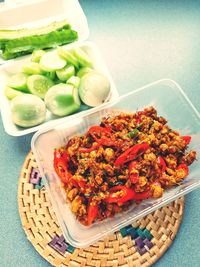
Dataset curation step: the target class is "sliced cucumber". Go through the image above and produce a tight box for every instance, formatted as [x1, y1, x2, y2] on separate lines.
[8, 73, 29, 92]
[57, 47, 79, 68]
[31, 50, 46, 63]
[22, 62, 43, 75]
[46, 71, 56, 80]
[66, 76, 80, 88]
[40, 52, 67, 72]
[27, 74, 54, 99]
[72, 47, 92, 67]
[4, 86, 24, 100]
[44, 83, 80, 116]
[77, 67, 94, 78]
[10, 94, 46, 128]
[56, 65, 75, 82]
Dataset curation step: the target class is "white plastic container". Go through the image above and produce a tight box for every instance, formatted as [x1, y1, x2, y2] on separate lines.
[0, 0, 118, 136]
[32, 79, 200, 248]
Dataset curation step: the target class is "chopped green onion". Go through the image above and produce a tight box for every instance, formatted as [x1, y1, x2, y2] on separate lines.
[128, 128, 139, 138]
[137, 122, 144, 128]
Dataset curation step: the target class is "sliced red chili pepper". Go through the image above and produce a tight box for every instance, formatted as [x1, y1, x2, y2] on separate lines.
[70, 175, 87, 189]
[157, 156, 166, 172]
[87, 200, 98, 225]
[53, 150, 72, 184]
[104, 185, 150, 203]
[177, 164, 189, 176]
[54, 149, 69, 163]
[89, 126, 111, 139]
[115, 143, 150, 165]
[182, 136, 191, 145]
[135, 117, 142, 124]
[79, 142, 102, 153]
[129, 161, 139, 184]
[88, 125, 116, 147]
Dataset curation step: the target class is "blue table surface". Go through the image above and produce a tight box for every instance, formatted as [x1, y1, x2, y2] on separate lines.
[1, 0, 200, 266]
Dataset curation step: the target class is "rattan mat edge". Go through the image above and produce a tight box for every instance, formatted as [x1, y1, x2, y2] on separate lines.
[18, 151, 184, 267]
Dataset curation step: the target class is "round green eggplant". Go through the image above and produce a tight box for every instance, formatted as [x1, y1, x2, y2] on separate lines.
[11, 94, 46, 127]
[44, 83, 80, 116]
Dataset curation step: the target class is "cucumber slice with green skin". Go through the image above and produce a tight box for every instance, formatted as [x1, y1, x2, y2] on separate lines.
[8, 73, 29, 92]
[40, 52, 67, 72]
[56, 65, 75, 82]
[72, 47, 93, 68]
[31, 50, 46, 63]
[4, 86, 24, 100]
[27, 75, 54, 99]
[57, 47, 79, 68]
[22, 62, 43, 75]
[77, 67, 94, 78]
[44, 83, 80, 116]
[10, 94, 46, 128]
[66, 76, 80, 88]
[46, 71, 56, 80]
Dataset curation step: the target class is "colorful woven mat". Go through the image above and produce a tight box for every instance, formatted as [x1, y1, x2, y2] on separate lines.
[18, 152, 184, 267]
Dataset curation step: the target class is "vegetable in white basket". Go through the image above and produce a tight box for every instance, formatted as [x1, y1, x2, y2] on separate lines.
[57, 47, 79, 68]
[4, 86, 24, 100]
[77, 67, 94, 78]
[31, 50, 46, 63]
[22, 62, 43, 75]
[27, 74, 54, 99]
[44, 83, 80, 116]
[56, 65, 75, 82]
[79, 72, 111, 107]
[8, 73, 29, 92]
[4, 44, 112, 129]
[39, 51, 66, 72]
[72, 47, 93, 67]
[67, 76, 80, 88]
[11, 94, 46, 127]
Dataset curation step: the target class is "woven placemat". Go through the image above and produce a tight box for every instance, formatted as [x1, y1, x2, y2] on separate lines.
[18, 152, 184, 267]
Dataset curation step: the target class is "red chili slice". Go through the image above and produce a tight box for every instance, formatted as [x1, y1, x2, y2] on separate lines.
[177, 164, 189, 176]
[157, 156, 166, 172]
[104, 185, 150, 204]
[115, 143, 150, 165]
[70, 176, 86, 189]
[53, 150, 72, 184]
[88, 125, 116, 147]
[129, 161, 139, 184]
[182, 136, 191, 145]
[89, 126, 111, 139]
[87, 200, 98, 225]
[79, 142, 102, 153]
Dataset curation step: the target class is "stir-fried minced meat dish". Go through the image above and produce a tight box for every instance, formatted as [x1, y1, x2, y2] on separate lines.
[53, 107, 196, 226]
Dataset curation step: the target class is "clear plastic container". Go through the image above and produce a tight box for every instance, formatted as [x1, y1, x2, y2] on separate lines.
[0, 0, 118, 136]
[31, 79, 200, 248]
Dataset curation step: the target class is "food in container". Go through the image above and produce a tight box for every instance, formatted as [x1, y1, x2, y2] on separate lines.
[53, 107, 196, 225]
[31, 80, 200, 247]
